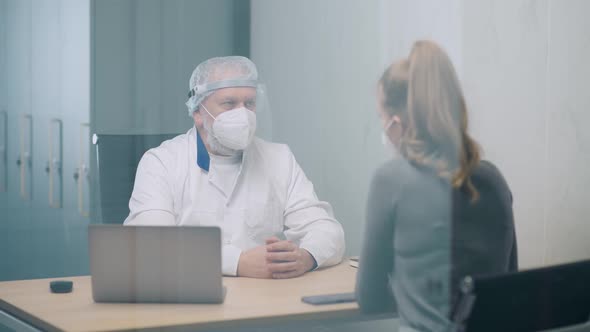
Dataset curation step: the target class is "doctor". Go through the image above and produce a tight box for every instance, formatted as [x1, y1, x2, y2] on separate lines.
[124, 56, 345, 279]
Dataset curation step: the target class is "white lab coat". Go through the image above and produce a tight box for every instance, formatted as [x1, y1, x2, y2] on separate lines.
[124, 127, 345, 276]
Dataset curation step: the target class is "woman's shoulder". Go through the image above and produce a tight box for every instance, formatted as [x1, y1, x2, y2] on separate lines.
[374, 157, 413, 181]
[370, 158, 417, 195]
[474, 160, 508, 185]
[473, 160, 513, 202]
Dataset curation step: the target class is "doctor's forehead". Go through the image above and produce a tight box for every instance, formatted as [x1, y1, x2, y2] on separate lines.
[211, 87, 257, 101]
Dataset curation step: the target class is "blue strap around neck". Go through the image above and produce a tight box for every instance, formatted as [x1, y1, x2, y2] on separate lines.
[196, 129, 210, 172]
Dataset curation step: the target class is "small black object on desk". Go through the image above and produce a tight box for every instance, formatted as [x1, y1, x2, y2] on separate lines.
[50, 280, 73, 294]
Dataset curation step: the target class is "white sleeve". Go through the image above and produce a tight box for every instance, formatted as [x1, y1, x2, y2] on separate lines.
[222, 245, 242, 276]
[124, 150, 176, 226]
[282, 148, 345, 268]
[125, 149, 242, 276]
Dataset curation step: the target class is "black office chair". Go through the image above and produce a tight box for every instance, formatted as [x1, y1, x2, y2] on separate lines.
[93, 133, 180, 224]
[452, 259, 590, 332]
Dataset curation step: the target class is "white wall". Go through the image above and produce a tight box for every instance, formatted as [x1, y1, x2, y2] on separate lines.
[462, 0, 590, 267]
[544, 0, 590, 265]
[462, 0, 549, 268]
[379, 0, 463, 73]
[252, 0, 590, 274]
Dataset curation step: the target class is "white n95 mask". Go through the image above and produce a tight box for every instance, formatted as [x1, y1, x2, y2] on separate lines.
[202, 105, 257, 152]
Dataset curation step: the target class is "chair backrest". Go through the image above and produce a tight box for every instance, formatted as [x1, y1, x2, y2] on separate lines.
[93, 134, 180, 224]
[452, 259, 590, 332]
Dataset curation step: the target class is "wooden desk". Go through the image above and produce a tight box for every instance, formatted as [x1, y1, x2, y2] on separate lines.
[0, 263, 376, 332]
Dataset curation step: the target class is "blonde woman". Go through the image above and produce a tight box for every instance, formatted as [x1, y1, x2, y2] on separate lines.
[355, 40, 517, 332]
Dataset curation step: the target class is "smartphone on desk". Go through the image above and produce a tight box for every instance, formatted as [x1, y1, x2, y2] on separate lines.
[301, 292, 356, 305]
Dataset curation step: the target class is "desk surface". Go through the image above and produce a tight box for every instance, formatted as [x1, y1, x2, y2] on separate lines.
[0, 263, 361, 332]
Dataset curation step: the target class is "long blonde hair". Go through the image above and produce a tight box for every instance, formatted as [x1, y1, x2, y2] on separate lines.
[380, 40, 481, 201]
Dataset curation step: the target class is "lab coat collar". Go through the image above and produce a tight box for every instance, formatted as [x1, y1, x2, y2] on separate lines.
[196, 128, 210, 171]
[194, 127, 256, 204]
[192, 126, 259, 205]
[194, 126, 253, 182]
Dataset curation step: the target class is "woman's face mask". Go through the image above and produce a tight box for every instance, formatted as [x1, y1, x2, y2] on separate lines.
[201, 104, 257, 155]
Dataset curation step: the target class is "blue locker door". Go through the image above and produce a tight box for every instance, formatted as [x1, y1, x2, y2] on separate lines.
[0, 0, 34, 281]
[29, 0, 68, 280]
[60, 0, 91, 277]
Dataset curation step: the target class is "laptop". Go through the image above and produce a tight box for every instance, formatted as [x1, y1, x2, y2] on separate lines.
[452, 259, 590, 332]
[88, 225, 225, 303]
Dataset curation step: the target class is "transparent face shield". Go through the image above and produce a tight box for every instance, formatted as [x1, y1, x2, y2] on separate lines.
[254, 83, 273, 141]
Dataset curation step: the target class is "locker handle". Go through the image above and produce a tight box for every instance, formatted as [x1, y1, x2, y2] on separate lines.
[0, 110, 6, 192]
[48, 118, 62, 208]
[77, 123, 90, 217]
[19, 114, 32, 200]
